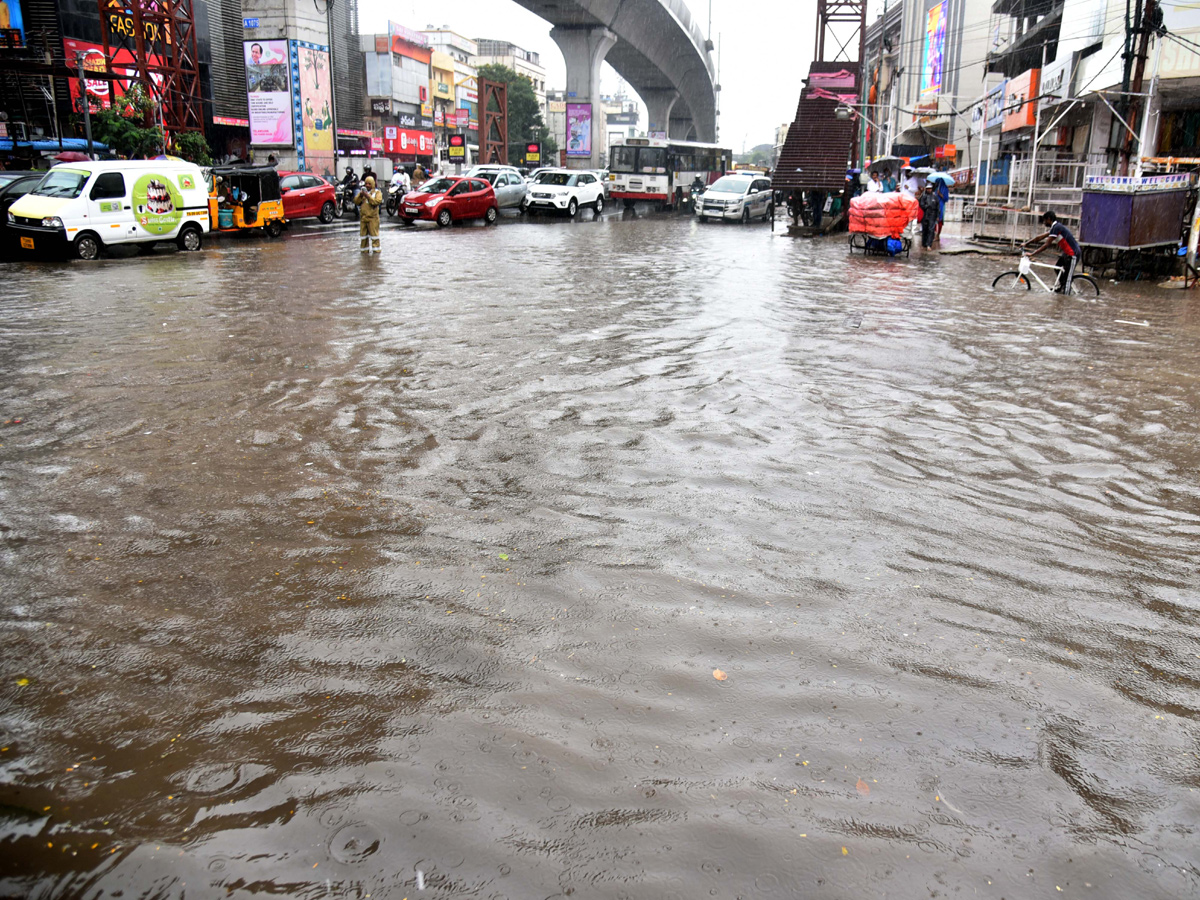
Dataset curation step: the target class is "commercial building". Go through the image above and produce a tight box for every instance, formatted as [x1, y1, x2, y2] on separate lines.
[361, 23, 436, 169]
[474, 38, 547, 118]
[423, 27, 478, 165]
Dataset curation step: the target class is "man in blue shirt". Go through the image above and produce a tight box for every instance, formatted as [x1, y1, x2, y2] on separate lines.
[1025, 211, 1082, 292]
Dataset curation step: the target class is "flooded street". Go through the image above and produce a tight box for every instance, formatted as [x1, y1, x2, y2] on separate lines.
[2, 212, 1199, 899]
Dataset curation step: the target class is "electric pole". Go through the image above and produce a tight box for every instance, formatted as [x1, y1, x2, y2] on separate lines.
[1121, 0, 1158, 174]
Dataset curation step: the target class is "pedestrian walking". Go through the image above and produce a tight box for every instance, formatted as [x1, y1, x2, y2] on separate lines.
[935, 177, 950, 238]
[918, 183, 940, 249]
[356, 175, 383, 254]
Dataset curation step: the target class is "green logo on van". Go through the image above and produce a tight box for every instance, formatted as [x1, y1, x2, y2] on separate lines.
[131, 173, 184, 235]
[99, 200, 121, 213]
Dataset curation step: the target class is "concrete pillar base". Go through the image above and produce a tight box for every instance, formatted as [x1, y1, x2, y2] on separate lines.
[550, 25, 617, 168]
[641, 88, 679, 137]
[669, 118, 695, 141]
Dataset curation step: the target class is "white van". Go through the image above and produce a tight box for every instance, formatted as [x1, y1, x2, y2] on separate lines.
[8, 159, 211, 260]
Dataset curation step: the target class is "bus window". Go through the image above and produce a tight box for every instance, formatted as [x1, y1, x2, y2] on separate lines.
[611, 146, 639, 173]
[640, 147, 667, 173]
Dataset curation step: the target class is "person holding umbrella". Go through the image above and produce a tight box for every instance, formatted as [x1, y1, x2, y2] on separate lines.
[925, 171, 954, 240]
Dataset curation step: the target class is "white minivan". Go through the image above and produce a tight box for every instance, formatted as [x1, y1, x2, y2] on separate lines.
[8, 159, 211, 260]
[696, 173, 774, 223]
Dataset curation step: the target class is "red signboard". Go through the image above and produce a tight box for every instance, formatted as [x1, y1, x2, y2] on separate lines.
[383, 128, 435, 156]
[63, 37, 164, 112]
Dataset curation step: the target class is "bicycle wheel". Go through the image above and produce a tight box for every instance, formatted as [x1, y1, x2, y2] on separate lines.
[1068, 275, 1100, 297]
[992, 271, 1031, 291]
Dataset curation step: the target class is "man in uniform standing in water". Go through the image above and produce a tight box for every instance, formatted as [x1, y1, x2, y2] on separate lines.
[356, 175, 383, 254]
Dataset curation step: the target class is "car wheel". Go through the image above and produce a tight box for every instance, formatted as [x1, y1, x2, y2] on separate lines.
[519, 199, 529, 215]
[436, 208, 452, 228]
[594, 194, 604, 214]
[742, 209, 750, 224]
[73, 232, 102, 260]
[400, 217, 415, 227]
[265, 220, 283, 238]
[567, 198, 578, 218]
[176, 224, 202, 252]
[484, 206, 498, 225]
[319, 201, 336, 223]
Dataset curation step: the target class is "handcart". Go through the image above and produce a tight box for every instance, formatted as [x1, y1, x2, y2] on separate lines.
[848, 192, 917, 257]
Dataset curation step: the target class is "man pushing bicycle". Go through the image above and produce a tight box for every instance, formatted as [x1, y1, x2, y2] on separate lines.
[1023, 211, 1082, 293]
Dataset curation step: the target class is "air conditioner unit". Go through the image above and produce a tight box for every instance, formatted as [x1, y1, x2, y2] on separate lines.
[11, 121, 29, 141]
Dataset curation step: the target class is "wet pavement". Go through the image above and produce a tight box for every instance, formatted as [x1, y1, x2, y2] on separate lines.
[1, 210, 1199, 899]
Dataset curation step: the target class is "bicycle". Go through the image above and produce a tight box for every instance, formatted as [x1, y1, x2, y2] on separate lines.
[991, 252, 1100, 297]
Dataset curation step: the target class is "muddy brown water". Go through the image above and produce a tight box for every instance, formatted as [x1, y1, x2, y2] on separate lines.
[1, 215, 1198, 899]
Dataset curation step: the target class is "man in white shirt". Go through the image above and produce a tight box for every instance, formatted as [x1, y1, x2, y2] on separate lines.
[866, 172, 883, 193]
[900, 166, 924, 197]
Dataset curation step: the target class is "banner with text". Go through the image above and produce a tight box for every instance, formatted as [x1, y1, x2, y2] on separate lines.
[244, 39, 292, 145]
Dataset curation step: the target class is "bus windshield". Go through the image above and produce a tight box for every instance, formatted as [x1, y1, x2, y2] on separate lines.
[610, 146, 667, 174]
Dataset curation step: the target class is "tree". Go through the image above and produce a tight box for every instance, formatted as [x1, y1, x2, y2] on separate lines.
[476, 63, 557, 163]
[172, 131, 212, 166]
[84, 82, 164, 159]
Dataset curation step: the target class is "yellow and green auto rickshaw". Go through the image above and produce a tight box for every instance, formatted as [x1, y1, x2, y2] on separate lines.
[207, 165, 286, 237]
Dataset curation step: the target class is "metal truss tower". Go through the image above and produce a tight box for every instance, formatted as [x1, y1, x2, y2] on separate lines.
[816, 0, 867, 64]
[98, 0, 204, 134]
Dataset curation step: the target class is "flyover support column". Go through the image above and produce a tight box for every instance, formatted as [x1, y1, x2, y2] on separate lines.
[642, 88, 679, 137]
[550, 25, 617, 168]
[669, 118, 695, 140]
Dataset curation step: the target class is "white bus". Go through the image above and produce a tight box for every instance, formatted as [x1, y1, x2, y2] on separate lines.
[608, 136, 733, 209]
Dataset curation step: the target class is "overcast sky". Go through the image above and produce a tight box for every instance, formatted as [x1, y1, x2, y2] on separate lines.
[358, 0, 887, 152]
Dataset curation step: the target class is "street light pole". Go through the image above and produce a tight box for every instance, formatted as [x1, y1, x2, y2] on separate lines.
[76, 51, 96, 160]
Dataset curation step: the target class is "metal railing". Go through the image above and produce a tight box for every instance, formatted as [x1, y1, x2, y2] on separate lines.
[971, 153, 1108, 246]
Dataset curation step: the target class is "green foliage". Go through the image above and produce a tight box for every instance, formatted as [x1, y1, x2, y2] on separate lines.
[172, 131, 212, 166]
[83, 82, 163, 159]
[477, 63, 555, 163]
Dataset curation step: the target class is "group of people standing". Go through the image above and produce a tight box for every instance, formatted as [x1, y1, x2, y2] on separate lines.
[866, 164, 951, 250]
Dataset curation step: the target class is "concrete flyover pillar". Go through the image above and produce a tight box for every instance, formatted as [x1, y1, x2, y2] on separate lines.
[550, 25, 617, 168]
[669, 117, 695, 141]
[641, 88, 679, 137]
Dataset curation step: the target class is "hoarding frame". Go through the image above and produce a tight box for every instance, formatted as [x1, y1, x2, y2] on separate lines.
[922, 1, 948, 98]
[244, 38, 293, 146]
[566, 102, 592, 158]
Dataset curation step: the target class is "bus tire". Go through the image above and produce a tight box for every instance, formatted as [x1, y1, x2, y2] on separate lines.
[623, 199, 636, 210]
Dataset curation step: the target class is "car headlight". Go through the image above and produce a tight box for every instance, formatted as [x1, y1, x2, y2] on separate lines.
[42, 216, 63, 228]
[425, 198, 440, 208]
[6, 211, 13, 224]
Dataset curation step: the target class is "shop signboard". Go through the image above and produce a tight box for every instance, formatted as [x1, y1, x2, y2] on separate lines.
[525, 142, 541, 163]
[549, 100, 567, 113]
[456, 108, 469, 127]
[290, 41, 334, 172]
[448, 134, 465, 161]
[244, 39, 292, 145]
[371, 98, 390, 115]
[984, 80, 1007, 131]
[383, 128, 435, 155]
[371, 137, 383, 151]
[434, 107, 444, 126]
[922, 1, 948, 97]
[398, 113, 416, 127]
[566, 102, 592, 157]
[1039, 54, 1075, 110]
[388, 21, 429, 54]
[1003, 69, 1039, 131]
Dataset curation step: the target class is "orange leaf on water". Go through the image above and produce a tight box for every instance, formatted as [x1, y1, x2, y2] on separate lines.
[712, 669, 728, 681]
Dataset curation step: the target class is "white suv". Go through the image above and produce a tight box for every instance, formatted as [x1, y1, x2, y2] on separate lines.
[696, 174, 773, 222]
[524, 169, 606, 217]
[465, 165, 528, 209]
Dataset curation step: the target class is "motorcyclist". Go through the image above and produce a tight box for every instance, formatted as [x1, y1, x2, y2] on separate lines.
[391, 166, 410, 194]
[341, 168, 358, 188]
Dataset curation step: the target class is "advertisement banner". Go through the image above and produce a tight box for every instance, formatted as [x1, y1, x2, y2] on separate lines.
[291, 42, 334, 173]
[1003, 68, 1039, 131]
[566, 102, 592, 157]
[1039, 54, 1075, 109]
[456, 108, 469, 127]
[244, 39, 292, 145]
[383, 128, 435, 155]
[922, 1, 948, 97]
[984, 80, 1007, 131]
[1, 0, 25, 46]
[64, 38, 159, 112]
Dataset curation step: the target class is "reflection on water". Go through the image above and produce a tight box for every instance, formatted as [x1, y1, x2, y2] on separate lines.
[1, 218, 1199, 898]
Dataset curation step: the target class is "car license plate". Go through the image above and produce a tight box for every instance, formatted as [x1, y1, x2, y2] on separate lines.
[20, 236, 34, 249]
[405, 206, 419, 215]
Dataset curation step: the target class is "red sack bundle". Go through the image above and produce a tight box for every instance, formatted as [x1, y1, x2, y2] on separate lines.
[849, 192, 918, 238]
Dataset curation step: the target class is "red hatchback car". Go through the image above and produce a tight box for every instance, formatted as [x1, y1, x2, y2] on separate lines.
[400, 176, 498, 227]
[278, 171, 338, 223]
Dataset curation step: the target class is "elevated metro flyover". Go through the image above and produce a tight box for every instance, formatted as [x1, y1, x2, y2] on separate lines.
[510, 0, 718, 165]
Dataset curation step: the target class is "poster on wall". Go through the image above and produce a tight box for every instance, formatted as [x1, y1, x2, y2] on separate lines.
[922, 1, 947, 97]
[1, 0, 25, 46]
[566, 102, 592, 157]
[291, 42, 334, 174]
[244, 39, 292, 145]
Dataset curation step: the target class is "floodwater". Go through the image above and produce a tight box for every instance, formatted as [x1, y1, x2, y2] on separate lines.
[1, 212, 1198, 899]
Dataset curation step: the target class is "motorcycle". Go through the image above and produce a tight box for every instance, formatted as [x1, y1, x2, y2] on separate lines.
[338, 179, 360, 220]
[385, 181, 406, 217]
[687, 181, 705, 209]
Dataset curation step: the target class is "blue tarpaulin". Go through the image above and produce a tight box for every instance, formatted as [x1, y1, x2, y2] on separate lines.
[0, 138, 108, 152]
